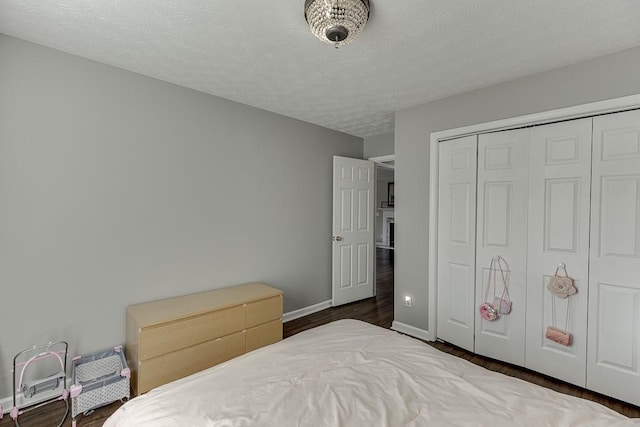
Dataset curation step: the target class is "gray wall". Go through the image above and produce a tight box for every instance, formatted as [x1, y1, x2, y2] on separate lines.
[394, 45, 640, 331]
[363, 132, 394, 158]
[0, 35, 362, 397]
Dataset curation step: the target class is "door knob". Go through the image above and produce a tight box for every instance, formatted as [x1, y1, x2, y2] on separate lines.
[332, 236, 343, 241]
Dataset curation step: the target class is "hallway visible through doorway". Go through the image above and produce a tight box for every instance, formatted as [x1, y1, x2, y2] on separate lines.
[284, 247, 394, 336]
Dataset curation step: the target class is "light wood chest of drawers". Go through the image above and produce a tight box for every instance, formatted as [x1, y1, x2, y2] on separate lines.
[126, 282, 283, 395]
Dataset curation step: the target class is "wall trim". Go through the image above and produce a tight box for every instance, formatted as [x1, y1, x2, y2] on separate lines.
[427, 93, 640, 344]
[1, 376, 72, 415]
[282, 300, 332, 323]
[391, 321, 434, 342]
[431, 94, 640, 142]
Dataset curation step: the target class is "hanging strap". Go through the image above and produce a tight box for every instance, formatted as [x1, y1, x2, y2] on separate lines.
[483, 257, 496, 304]
[483, 256, 511, 305]
[551, 293, 571, 332]
[494, 256, 510, 305]
[553, 265, 571, 279]
[550, 264, 571, 332]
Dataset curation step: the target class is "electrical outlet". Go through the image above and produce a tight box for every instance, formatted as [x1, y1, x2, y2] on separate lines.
[404, 295, 412, 307]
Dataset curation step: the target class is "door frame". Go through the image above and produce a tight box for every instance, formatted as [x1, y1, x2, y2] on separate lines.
[369, 154, 395, 166]
[370, 154, 395, 248]
[427, 94, 640, 342]
[369, 155, 395, 296]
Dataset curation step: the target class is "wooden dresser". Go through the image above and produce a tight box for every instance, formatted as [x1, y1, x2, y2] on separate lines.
[126, 282, 283, 395]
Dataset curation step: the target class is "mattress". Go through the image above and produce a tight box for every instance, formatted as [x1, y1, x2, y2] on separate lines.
[104, 319, 639, 426]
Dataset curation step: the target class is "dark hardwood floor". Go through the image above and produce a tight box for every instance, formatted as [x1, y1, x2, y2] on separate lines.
[427, 340, 640, 418]
[4, 247, 637, 425]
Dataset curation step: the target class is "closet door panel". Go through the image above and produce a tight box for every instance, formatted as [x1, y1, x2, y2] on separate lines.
[588, 109, 640, 407]
[525, 118, 592, 387]
[437, 135, 477, 352]
[475, 129, 529, 366]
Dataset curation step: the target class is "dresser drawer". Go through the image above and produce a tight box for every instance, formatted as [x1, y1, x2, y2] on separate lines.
[139, 305, 244, 360]
[246, 318, 282, 353]
[246, 295, 282, 328]
[137, 330, 245, 394]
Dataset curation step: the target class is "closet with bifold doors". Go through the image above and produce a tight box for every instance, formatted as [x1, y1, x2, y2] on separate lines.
[436, 108, 640, 407]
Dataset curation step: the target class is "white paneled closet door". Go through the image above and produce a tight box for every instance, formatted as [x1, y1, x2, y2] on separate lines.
[475, 129, 529, 365]
[436, 135, 478, 352]
[587, 109, 640, 407]
[525, 118, 592, 387]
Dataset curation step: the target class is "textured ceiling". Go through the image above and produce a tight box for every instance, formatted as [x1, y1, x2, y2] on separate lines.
[1, 1, 640, 138]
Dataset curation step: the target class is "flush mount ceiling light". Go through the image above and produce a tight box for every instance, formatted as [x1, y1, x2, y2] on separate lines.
[304, 0, 370, 48]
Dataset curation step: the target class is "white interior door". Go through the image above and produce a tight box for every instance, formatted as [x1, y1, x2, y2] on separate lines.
[436, 135, 477, 352]
[525, 118, 592, 387]
[587, 109, 640, 407]
[332, 156, 375, 306]
[475, 128, 529, 366]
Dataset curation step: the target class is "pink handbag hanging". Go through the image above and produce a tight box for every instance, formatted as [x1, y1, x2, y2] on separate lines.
[478, 256, 512, 321]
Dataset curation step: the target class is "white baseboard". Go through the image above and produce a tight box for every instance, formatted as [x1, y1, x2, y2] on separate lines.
[391, 321, 434, 342]
[1, 376, 72, 415]
[283, 300, 332, 323]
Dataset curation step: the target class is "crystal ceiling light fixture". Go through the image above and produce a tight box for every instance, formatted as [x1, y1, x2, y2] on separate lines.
[304, 0, 370, 48]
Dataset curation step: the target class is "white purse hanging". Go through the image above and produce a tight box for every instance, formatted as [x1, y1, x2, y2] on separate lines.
[546, 264, 577, 298]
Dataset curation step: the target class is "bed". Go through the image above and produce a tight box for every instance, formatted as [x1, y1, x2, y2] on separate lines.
[104, 320, 638, 426]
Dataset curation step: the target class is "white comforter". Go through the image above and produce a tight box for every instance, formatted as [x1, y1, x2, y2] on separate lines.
[105, 320, 638, 427]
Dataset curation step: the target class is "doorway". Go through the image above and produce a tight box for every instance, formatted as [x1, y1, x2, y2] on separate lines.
[374, 159, 395, 250]
[371, 156, 395, 318]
